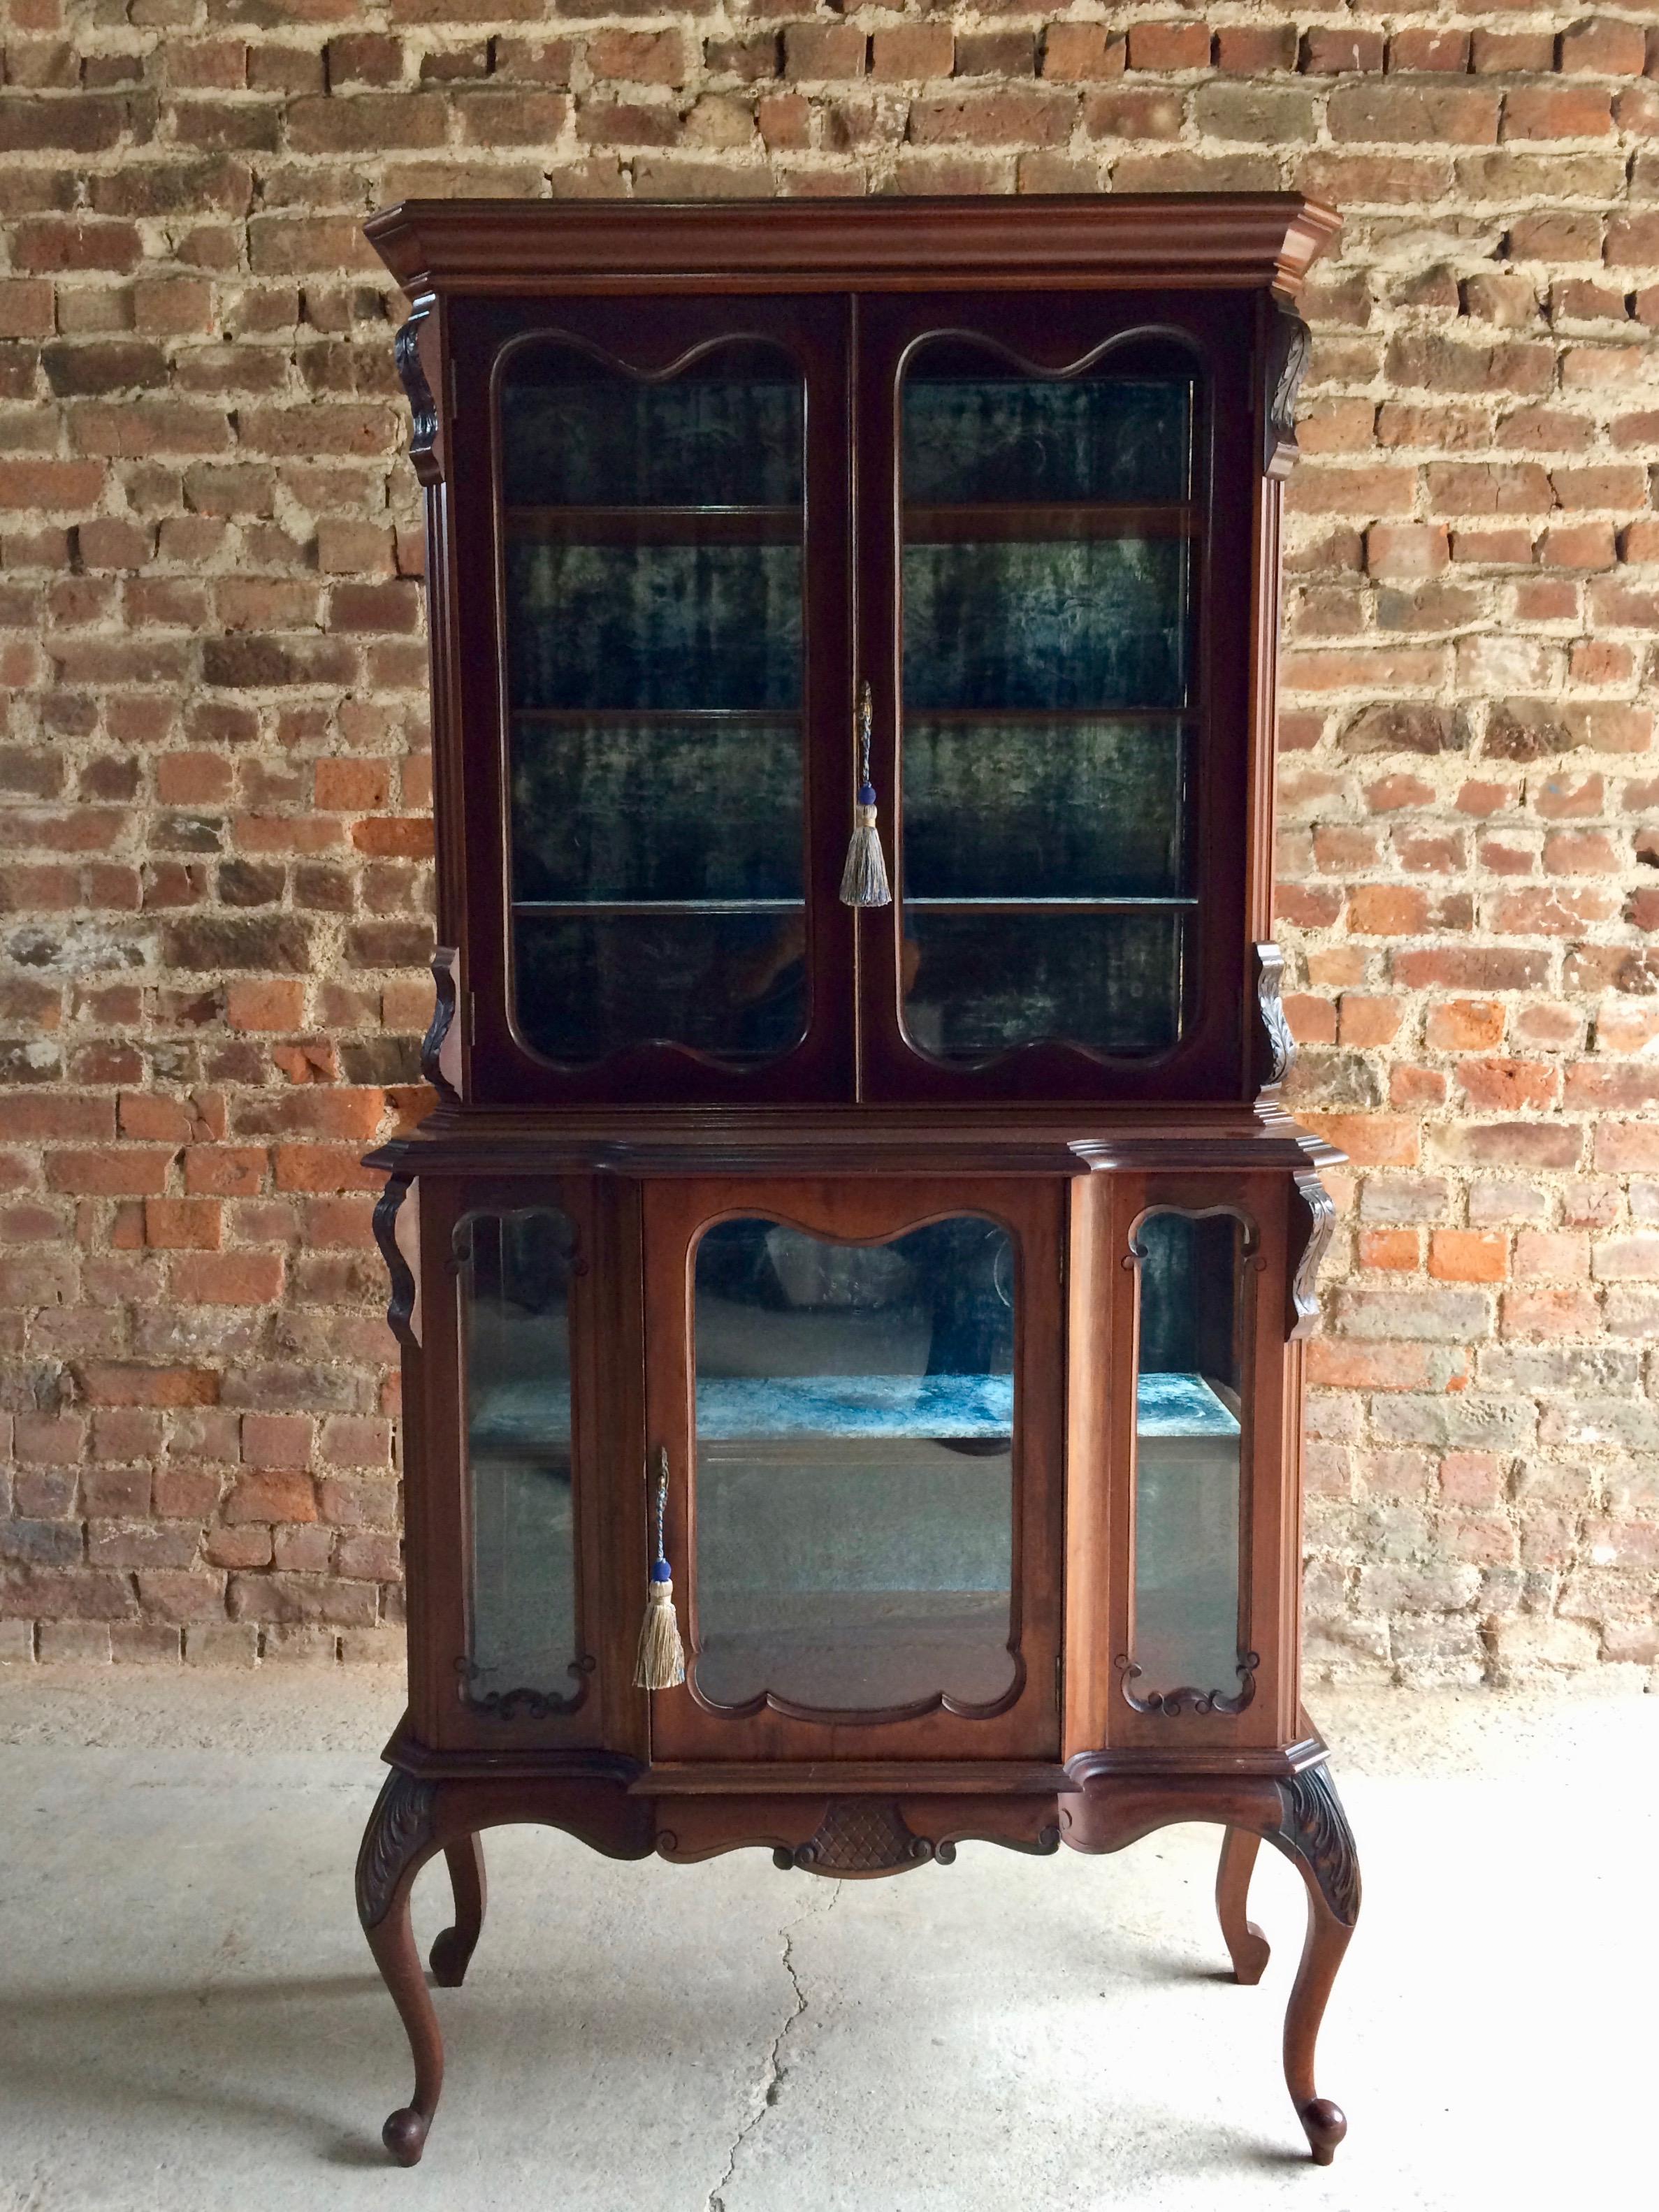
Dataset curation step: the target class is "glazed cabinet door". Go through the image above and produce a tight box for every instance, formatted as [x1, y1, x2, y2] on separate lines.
[642, 1177, 1066, 1763]
[408, 1176, 639, 1752]
[1089, 1170, 1298, 1754]
[447, 295, 854, 1105]
[854, 290, 1258, 1104]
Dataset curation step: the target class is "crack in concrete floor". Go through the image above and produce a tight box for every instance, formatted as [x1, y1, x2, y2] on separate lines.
[707, 1882, 841, 2212]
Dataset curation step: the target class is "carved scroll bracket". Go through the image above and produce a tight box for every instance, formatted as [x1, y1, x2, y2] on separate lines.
[421, 946, 463, 1105]
[1264, 304, 1312, 479]
[455, 1653, 594, 1723]
[1288, 1166, 1336, 1341]
[372, 1174, 421, 1351]
[396, 304, 444, 488]
[1252, 942, 1295, 1098]
[1115, 1652, 1259, 1718]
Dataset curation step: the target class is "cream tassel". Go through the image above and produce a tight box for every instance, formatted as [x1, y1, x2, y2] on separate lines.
[634, 1450, 686, 1692]
[839, 679, 892, 909]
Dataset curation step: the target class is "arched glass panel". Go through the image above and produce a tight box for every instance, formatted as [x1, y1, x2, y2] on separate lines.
[691, 1215, 1018, 1715]
[899, 337, 1198, 1064]
[499, 340, 808, 1067]
[457, 1207, 580, 1711]
[1129, 1209, 1251, 1712]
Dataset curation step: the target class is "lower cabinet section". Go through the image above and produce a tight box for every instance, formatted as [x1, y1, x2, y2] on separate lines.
[396, 1156, 1306, 1762]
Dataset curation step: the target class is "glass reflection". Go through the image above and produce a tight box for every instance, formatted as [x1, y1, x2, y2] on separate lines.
[500, 340, 807, 1068]
[899, 341, 1198, 1064]
[1131, 1211, 1249, 1710]
[458, 1207, 580, 1710]
[692, 1216, 1018, 1713]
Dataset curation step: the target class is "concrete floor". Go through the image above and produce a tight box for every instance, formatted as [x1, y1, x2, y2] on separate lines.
[0, 1671, 1651, 2211]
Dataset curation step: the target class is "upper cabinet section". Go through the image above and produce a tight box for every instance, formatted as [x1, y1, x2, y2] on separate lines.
[367, 196, 1338, 1112]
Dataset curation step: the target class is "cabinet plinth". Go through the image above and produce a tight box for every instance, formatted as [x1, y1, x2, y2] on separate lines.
[361, 193, 1357, 2171]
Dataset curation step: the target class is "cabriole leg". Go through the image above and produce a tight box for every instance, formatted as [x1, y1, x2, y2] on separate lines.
[357, 1769, 444, 2167]
[1215, 1826, 1270, 1985]
[430, 1833, 487, 1988]
[1269, 1765, 1361, 2165]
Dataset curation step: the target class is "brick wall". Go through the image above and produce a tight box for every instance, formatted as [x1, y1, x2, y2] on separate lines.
[1, 3, 1656, 1682]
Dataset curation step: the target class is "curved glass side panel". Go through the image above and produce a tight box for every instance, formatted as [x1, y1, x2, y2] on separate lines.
[499, 340, 808, 1067]
[457, 1207, 580, 1712]
[1129, 1209, 1251, 1714]
[691, 1215, 1018, 1715]
[899, 337, 1198, 1064]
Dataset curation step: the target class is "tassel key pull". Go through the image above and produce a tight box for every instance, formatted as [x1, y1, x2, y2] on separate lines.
[839, 679, 892, 909]
[634, 1450, 686, 1692]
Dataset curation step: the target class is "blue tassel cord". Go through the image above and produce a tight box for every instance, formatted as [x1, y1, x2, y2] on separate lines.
[839, 680, 892, 908]
[633, 1450, 686, 1691]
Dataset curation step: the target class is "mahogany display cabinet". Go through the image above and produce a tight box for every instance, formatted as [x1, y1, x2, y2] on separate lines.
[358, 194, 1357, 2171]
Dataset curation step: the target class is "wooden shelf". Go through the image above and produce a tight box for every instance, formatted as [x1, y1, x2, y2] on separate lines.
[506, 504, 799, 546]
[905, 501, 1197, 544]
[905, 896, 1194, 912]
[512, 707, 798, 725]
[902, 706, 1193, 725]
[514, 899, 804, 915]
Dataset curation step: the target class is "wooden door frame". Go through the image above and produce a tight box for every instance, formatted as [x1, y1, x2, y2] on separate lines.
[407, 1172, 641, 1755]
[1093, 1167, 1295, 1756]
[444, 291, 856, 1107]
[641, 1174, 1067, 1765]
[851, 286, 1259, 1105]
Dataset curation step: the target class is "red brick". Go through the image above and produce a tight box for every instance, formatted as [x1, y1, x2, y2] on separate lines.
[1503, 87, 1614, 140]
[224, 1469, 317, 1524]
[349, 815, 434, 858]
[1430, 1232, 1507, 1284]
[1327, 82, 1498, 144]
[225, 980, 305, 1031]
[313, 759, 391, 810]
[873, 25, 954, 80]
[78, 1365, 219, 1409]
[1429, 1122, 1584, 1170]
[1297, 1114, 1419, 1167]
[1500, 1290, 1601, 1340]
[783, 24, 867, 80]
[1215, 26, 1296, 73]
[1388, 31, 1470, 73]
[1126, 22, 1210, 72]
[1338, 996, 1405, 1047]
[1456, 1059, 1562, 1112]
[909, 89, 1072, 145]
[184, 1148, 266, 1198]
[169, 1252, 284, 1304]
[1558, 17, 1647, 75]
[1493, 886, 1620, 934]
[1041, 25, 1123, 82]
[1426, 999, 1507, 1052]
[205, 1525, 273, 1569]
[1359, 1228, 1419, 1272]
[143, 1199, 222, 1251]
[1302, 27, 1384, 73]
[45, 1149, 171, 1197]
[1306, 1339, 1436, 1390]
[1595, 1123, 1659, 1171]
[240, 1412, 314, 1469]
[273, 1145, 385, 1194]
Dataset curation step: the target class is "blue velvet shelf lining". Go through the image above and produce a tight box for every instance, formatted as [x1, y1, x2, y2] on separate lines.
[470, 1370, 1238, 1449]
